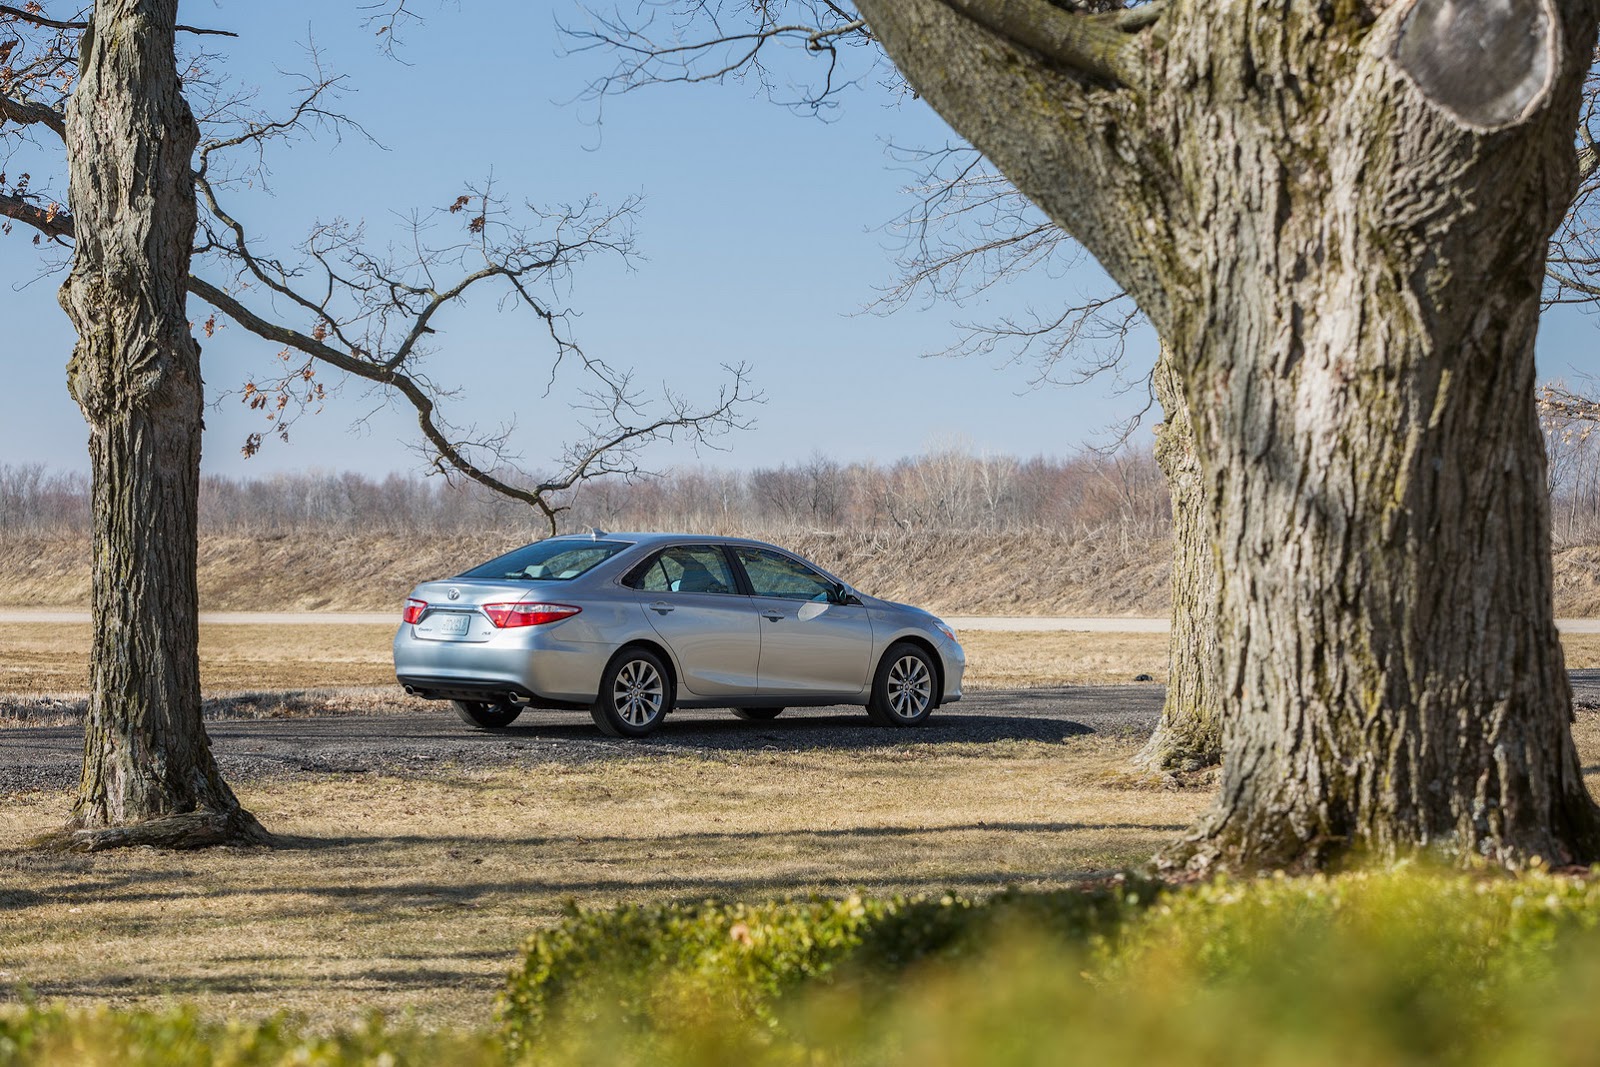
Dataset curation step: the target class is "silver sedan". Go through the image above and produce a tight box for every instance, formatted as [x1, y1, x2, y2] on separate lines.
[392, 532, 965, 737]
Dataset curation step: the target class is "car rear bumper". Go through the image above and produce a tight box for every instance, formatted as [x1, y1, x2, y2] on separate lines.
[392, 625, 613, 704]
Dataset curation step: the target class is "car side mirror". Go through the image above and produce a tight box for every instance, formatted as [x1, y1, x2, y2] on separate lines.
[832, 586, 862, 606]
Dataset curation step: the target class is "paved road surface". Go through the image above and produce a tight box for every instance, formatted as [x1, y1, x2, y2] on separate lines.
[0, 686, 1167, 795]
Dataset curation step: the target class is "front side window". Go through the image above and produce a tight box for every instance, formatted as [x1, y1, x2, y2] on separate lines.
[460, 539, 631, 581]
[631, 545, 737, 594]
[735, 548, 835, 601]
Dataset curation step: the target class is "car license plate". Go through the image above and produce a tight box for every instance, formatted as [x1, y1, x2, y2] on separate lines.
[437, 613, 471, 637]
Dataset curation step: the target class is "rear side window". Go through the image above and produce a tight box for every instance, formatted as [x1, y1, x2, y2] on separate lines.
[629, 545, 737, 594]
[460, 539, 631, 581]
[735, 548, 835, 602]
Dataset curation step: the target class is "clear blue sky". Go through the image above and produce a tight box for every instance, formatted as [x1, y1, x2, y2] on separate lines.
[0, 1, 1594, 480]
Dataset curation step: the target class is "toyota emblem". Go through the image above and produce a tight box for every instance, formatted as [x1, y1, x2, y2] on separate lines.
[447, 588, 461, 600]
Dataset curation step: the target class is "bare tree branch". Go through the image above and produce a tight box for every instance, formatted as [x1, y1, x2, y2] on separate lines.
[936, 0, 1163, 86]
[0, 9, 758, 529]
[563, 1, 883, 114]
[1545, 48, 1600, 309]
[573, 2, 1163, 442]
[0, 186, 68, 238]
[190, 271, 757, 533]
[357, 0, 460, 60]
[0, 92, 64, 137]
[870, 139, 1146, 432]
[0, 3, 236, 36]
[189, 127, 758, 532]
[1542, 382, 1600, 422]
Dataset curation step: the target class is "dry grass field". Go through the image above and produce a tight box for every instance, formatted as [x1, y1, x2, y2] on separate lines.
[7, 607, 1600, 1032]
[0, 736, 1205, 1030]
[7, 624, 1600, 703]
[4, 712, 1599, 1032]
[0, 620, 1188, 1026]
[0, 623, 1177, 702]
[0, 615, 1180, 1029]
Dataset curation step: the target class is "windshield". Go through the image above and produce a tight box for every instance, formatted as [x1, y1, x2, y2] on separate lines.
[458, 539, 633, 581]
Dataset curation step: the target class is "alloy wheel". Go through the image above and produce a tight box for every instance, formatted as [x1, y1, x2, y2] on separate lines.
[886, 654, 933, 719]
[613, 658, 665, 726]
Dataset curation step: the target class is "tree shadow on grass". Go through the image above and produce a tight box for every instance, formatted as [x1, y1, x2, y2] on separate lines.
[0, 815, 1188, 1012]
[197, 709, 1133, 783]
[7, 957, 507, 1002]
[12, 818, 1186, 914]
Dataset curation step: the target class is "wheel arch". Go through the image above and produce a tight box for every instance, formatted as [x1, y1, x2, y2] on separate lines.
[879, 635, 945, 708]
[607, 638, 681, 700]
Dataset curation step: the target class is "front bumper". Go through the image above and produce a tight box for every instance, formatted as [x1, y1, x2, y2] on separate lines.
[939, 639, 966, 704]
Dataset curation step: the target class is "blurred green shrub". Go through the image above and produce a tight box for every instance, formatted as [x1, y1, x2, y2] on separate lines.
[496, 880, 1165, 1057]
[500, 866, 1600, 1066]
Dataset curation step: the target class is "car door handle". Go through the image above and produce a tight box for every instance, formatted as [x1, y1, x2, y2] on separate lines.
[761, 610, 785, 621]
[650, 601, 675, 614]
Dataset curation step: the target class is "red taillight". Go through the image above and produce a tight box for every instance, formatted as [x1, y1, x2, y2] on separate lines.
[402, 598, 427, 624]
[483, 602, 581, 628]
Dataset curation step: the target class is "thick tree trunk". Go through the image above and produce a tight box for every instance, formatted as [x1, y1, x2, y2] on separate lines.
[859, 0, 1600, 869]
[47, 0, 267, 850]
[1134, 346, 1221, 774]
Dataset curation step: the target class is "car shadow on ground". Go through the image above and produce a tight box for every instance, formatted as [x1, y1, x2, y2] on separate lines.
[0, 688, 1168, 794]
[450, 685, 1165, 754]
[463, 710, 1100, 753]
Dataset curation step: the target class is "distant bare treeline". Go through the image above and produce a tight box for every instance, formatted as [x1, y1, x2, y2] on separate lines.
[11, 428, 1600, 544]
[0, 446, 1171, 538]
[1545, 413, 1600, 546]
[573, 449, 1170, 538]
[0, 465, 88, 532]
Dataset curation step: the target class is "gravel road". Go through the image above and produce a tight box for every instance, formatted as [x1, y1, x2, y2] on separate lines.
[0, 686, 1167, 796]
[10, 671, 1599, 797]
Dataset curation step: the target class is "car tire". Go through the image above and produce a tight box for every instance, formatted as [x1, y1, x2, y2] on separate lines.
[453, 699, 523, 730]
[866, 643, 937, 727]
[732, 707, 784, 721]
[591, 648, 673, 738]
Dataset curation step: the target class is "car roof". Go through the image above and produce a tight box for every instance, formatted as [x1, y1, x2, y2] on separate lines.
[549, 532, 784, 550]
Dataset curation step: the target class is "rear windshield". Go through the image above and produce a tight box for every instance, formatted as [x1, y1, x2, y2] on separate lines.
[458, 539, 633, 581]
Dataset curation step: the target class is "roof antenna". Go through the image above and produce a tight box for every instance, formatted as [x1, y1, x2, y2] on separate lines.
[590, 526, 607, 540]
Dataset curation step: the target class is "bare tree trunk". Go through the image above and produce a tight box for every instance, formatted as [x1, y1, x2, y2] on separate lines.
[1134, 345, 1221, 774]
[46, 0, 267, 850]
[857, 0, 1600, 869]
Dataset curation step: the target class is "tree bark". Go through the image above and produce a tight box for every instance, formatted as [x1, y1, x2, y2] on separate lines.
[47, 0, 267, 851]
[857, 0, 1600, 869]
[1134, 344, 1221, 774]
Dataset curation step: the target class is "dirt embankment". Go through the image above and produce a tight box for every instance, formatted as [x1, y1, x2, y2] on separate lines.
[0, 530, 1174, 617]
[1554, 545, 1600, 618]
[9, 532, 1600, 617]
